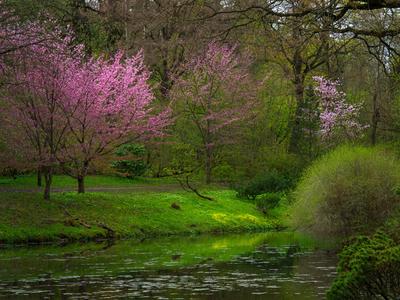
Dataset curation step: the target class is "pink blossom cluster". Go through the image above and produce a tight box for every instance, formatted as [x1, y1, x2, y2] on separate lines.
[61, 49, 170, 164]
[172, 41, 259, 183]
[313, 76, 367, 140]
[3, 21, 170, 171]
[187, 42, 249, 84]
[174, 42, 256, 138]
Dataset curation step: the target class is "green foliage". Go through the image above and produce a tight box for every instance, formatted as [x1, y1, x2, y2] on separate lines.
[289, 85, 321, 157]
[233, 151, 304, 199]
[111, 144, 148, 178]
[255, 192, 284, 211]
[328, 210, 400, 298]
[5, 0, 123, 54]
[0, 167, 20, 179]
[259, 151, 305, 176]
[290, 145, 400, 237]
[162, 143, 197, 176]
[71, 13, 123, 55]
[114, 144, 146, 157]
[213, 163, 238, 184]
[237, 168, 298, 200]
[328, 231, 400, 299]
[111, 160, 147, 178]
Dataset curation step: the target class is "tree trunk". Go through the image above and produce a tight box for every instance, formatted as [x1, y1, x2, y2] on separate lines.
[288, 73, 305, 154]
[77, 161, 89, 194]
[43, 166, 52, 201]
[321, 4, 334, 77]
[371, 64, 382, 146]
[205, 147, 212, 184]
[78, 176, 85, 193]
[37, 166, 42, 187]
[288, 13, 307, 155]
[159, 59, 172, 101]
[371, 89, 379, 145]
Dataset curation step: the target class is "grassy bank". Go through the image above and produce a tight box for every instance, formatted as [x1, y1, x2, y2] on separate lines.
[0, 189, 282, 245]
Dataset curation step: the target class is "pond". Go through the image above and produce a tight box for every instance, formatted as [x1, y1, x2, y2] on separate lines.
[0, 232, 337, 299]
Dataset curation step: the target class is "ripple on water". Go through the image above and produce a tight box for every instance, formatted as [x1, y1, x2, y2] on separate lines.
[0, 234, 338, 299]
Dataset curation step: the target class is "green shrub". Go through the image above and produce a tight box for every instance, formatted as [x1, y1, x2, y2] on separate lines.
[160, 143, 197, 177]
[255, 192, 283, 211]
[328, 231, 400, 299]
[1, 167, 21, 179]
[111, 144, 148, 178]
[237, 169, 297, 200]
[290, 145, 400, 237]
[111, 160, 147, 178]
[213, 164, 238, 184]
[255, 150, 305, 177]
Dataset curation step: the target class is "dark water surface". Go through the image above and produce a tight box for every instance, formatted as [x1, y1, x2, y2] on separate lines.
[0, 232, 337, 299]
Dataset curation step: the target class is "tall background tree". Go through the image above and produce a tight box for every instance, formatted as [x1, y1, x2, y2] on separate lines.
[172, 42, 259, 183]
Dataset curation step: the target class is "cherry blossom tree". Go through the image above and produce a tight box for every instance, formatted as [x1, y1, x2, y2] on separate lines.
[3, 24, 79, 200]
[59, 50, 170, 193]
[3, 21, 170, 197]
[172, 42, 258, 184]
[313, 76, 368, 142]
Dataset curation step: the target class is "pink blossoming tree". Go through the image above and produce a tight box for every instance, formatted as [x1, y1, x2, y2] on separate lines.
[313, 76, 367, 142]
[173, 42, 258, 184]
[3, 24, 76, 200]
[3, 22, 170, 198]
[60, 50, 170, 193]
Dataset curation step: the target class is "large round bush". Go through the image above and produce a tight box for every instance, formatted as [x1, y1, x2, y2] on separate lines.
[290, 146, 400, 237]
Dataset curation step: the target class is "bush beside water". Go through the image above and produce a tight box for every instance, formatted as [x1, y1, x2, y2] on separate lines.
[289, 145, 400, 299]
[328, 229, 400, 299]
[290, 146, 400, 237]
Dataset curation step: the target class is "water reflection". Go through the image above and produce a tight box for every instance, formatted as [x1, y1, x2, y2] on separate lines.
[0, 232, 337, 299]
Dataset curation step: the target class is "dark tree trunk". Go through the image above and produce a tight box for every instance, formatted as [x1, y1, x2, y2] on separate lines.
[78, 176, 85, 193]
[77, 161, 89, 194]
[159, 59, 172, 101]
[287, 15, 306, 155]
[205, 147, 212, 185]
[288, 72, 305, 154]
[43, 166, 52, 201]
[37, 166, 42, 187]
[371, 65, 382, 146]
[321, 4, 334, 77]
[371, 90, 379, 145]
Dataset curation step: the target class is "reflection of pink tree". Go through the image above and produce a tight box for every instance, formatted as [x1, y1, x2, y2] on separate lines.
[60, 50, 170, 193]
[313, 76, 367, 141]
[173, 42, 258, 184]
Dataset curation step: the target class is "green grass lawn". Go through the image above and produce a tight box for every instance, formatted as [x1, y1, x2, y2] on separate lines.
[0, 174, 177, 188]
[0, 189, 282, 245]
